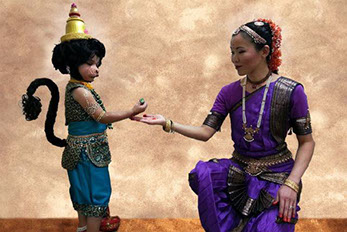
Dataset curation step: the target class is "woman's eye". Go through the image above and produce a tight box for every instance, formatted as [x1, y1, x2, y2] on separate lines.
[239, 51, 245, 54]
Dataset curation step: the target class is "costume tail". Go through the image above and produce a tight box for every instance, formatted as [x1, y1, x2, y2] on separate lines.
[21, 78, 67, 147]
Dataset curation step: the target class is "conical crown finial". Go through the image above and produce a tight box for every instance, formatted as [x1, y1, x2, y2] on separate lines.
[60, 3, 92, 42]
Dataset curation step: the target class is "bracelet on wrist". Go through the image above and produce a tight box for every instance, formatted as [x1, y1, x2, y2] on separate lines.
[163, 119, 174, 133]
[283, 179, 299, 193]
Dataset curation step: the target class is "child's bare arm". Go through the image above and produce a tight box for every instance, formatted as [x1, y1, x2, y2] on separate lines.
[72, 87, 147, 123]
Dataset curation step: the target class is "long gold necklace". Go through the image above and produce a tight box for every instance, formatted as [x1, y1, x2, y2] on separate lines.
[242, 73, 272, 142]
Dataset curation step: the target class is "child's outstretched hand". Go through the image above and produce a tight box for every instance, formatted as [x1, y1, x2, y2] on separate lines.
[131, 100, 147, 116]
[131, 114, 166, 126]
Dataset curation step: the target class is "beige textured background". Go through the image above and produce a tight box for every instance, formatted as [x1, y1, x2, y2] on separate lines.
[0, 0, 346, 219]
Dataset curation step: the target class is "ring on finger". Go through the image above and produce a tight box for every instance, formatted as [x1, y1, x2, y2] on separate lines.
[289, 205, 295, 209]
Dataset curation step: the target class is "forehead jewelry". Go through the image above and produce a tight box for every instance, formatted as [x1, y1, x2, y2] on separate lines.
[242, 74, 272, 142]
[233, 25, 267, 44]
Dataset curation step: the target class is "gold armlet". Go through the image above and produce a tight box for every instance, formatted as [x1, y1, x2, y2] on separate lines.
[283, 179, 299, 193]
[96, 111, 106, 122]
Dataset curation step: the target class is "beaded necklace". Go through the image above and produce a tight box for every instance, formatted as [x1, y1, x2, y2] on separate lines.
[247, 70, 272, 89]
[241, 74, 272, 142]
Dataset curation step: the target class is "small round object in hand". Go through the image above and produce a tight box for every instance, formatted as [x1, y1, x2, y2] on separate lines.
[139, 98, 145, 105]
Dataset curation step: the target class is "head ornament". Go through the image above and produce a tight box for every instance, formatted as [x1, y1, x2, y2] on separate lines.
[233, 25, 267, 44]
[233, 19, 282, 72]
[60, 3, 92, 42]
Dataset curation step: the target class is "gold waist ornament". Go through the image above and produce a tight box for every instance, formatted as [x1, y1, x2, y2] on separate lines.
[231, 149, 292, 176]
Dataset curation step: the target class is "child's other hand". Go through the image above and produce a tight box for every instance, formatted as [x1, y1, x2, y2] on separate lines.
[131, 114, 165, 126]
[131, 101, 147, 116]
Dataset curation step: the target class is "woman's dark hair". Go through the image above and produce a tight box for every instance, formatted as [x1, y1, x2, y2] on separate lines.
[22, 38, 106, 147]
[52, 38, 106, 80]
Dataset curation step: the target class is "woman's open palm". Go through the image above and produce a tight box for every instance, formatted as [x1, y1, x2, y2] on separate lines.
[132, 114, 166, 126]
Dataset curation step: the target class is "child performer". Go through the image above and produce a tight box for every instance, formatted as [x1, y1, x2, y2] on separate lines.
[21, 4, 147, 232]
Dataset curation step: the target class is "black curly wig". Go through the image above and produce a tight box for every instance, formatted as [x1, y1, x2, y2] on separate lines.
[52, 38, 106, 80]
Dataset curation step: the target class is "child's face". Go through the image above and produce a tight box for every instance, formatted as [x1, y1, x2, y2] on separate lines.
[78, 55, 101, 82]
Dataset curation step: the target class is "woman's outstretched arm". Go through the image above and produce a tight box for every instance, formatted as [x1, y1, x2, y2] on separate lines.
[134, 114, 217, 142]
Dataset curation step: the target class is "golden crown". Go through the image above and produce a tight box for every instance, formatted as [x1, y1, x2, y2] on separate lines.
[60, 3, 92, 42]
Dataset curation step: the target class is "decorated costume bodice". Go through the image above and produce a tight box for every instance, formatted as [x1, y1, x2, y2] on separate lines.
[65, 82, 111, 128]
[62, 82, 112, 170]
[204, 77, 312, 158]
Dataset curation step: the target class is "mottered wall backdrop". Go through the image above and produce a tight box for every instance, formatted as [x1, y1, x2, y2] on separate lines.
[0, 0, 346, 218]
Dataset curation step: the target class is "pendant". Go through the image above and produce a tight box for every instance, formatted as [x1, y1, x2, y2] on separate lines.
[244, 133, 255, 142]
[243, 124, 259, 143]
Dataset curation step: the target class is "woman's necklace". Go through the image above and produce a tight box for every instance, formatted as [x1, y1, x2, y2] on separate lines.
[242, 73, 272, 142]
[247, 70, 272, 89]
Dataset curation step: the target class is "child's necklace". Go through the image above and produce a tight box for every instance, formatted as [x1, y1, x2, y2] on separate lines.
[69, 78, 93, 90]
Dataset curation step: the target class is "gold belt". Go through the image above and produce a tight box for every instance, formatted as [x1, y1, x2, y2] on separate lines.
[231, 149, 292, 176]
[67, 131, 107, 148]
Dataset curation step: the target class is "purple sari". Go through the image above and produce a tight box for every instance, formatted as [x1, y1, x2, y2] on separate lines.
[189, 77, 310, 232]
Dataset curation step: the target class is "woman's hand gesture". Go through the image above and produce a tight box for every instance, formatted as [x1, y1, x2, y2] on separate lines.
[131, 114, 166, 126]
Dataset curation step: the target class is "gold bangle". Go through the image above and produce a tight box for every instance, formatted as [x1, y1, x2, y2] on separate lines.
[163, 119, 170, 132]
[96, 111, 106, 122]
[284, 179, 299, 193]
[163, 119, 174, 133]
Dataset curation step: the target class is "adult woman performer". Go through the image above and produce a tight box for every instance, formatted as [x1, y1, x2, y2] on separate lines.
[134, 19, 315, 232]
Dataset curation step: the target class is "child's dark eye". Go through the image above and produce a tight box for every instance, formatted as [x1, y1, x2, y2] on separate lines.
[239, 51, 245, 54]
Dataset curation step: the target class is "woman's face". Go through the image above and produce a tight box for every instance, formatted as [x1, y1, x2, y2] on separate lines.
[230, 33, 266, 76]
[78, 55, 100, 82]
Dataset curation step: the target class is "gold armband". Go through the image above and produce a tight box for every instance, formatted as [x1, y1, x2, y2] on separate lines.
[96, 111, 106, 122]
[283, 179, 299, 193]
